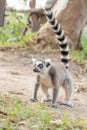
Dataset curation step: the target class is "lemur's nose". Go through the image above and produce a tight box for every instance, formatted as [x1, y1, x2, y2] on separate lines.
[33, 68, 38, 72]
[33, 68, 40, 72]
[33, 68, 36, 72]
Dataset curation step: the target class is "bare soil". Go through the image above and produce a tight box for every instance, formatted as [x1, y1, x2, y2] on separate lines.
[0, 47, 87, 119]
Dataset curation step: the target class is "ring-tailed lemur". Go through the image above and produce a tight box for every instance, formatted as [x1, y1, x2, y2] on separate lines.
[30, 7, 73, 108]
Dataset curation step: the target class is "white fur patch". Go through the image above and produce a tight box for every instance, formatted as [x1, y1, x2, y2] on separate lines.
[36, 61, 43, 66]
[53, 24, 61, 33]
[56, 30, 64, 39]
[58, 37, 68, 45]
[45, 58, 51, 64]
[60, 54, 70, 59]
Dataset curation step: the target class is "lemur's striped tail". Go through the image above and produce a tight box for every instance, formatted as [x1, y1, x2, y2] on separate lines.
[44, 8, 70, 69]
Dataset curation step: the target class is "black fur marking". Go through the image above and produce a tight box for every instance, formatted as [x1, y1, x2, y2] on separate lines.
[53, 23, 58, 30]
[49, 18, 55, 25]
[55, 27, 62, 35]
[46, 12, 53, 19]
[46, 63, 51, 67]
[61, 59, 69, 63]
[61, 51, 69, 56]
[49, 66, 56, 86]
[57, 35, 65, 42]
[60, 43, 67, 49]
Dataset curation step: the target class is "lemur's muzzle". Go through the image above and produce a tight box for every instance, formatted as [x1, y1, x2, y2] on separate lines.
[33, 68, 40, 72]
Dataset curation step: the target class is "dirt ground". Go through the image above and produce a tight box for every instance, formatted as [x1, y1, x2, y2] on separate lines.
[0, 47, 87, 119]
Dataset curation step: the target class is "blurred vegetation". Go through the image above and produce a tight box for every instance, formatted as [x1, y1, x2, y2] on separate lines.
[0, 11, 87, 64]
[0, 93, 87, 130]
[0, 11, 37, 46]
[71, 36, 87, 64]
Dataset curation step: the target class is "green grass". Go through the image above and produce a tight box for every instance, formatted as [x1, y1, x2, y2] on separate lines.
[0, 11, 38, 47]
[0, 11, 87, 48]
[0, 11, 87, 64]
[0, 93, 87, 130]
[0, 27, 38, 47]
[70, 36, 87, 64]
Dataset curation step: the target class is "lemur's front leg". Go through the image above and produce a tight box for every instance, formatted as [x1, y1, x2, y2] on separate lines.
[30, 75, 40, 102]
[48, 86, 59, 109]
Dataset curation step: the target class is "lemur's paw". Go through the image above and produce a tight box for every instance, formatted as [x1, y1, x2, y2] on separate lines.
[48, 104, 59, 109]
[30, 98, 38, 102]
[61, 101, 73, 108]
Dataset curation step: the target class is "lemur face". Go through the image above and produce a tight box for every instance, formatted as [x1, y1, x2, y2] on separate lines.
[32, 58, 51, 73]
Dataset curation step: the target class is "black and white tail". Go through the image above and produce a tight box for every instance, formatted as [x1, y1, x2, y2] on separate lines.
[44, 8, 70, 69]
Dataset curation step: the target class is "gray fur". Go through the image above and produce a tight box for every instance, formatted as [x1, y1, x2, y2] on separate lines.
[30, 58, 73, 108]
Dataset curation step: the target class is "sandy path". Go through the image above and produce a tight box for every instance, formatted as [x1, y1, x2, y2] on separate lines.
[0, 48, 87, 119]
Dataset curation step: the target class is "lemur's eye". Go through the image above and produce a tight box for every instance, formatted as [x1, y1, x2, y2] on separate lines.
[39, 64, 43, 68]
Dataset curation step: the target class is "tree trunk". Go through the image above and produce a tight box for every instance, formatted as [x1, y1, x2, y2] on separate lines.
[0, 0, 6, 26]
[37, 0, 87, 50]
[28, 0, 46, 31]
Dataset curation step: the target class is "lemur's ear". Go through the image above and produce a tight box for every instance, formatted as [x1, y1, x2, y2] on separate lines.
[45, 58, 51, 67]
[32, 58, 37, 65]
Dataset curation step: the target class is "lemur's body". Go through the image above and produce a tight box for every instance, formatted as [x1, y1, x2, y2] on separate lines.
[30, 7, 73, 108]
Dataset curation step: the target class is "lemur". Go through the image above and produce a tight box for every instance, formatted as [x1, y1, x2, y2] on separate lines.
[30, 7, 73, 108]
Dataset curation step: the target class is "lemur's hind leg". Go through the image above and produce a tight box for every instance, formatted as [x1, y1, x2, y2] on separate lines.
[48, 86, 59, 109]
[62, 77, 74, 107]
[41, 85, 51, 102]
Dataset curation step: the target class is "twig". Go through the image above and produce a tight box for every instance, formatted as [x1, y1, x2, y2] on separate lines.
[0, 110, 8, 116]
